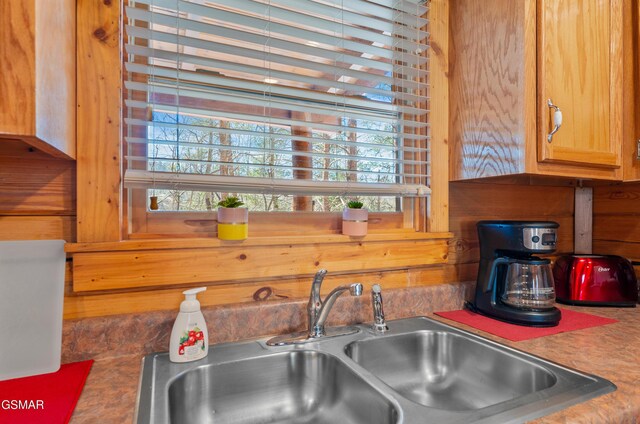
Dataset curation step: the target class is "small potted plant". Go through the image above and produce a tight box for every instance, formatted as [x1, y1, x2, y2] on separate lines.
[342, 200, 368, 236]
[216, 196, 248, 240]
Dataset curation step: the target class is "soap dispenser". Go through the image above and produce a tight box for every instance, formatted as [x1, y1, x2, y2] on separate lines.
[170, 287, 209, 363]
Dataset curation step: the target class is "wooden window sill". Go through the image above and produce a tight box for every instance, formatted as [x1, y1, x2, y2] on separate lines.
[65, 230, 452, 253]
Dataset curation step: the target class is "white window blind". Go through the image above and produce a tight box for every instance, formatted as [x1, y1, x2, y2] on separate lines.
[124, 0, 430, 202]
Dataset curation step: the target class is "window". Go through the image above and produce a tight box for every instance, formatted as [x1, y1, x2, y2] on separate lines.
[124, 0, 430, 234]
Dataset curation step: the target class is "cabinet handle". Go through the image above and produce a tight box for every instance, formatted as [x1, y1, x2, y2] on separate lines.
[547, 99, 562, 143]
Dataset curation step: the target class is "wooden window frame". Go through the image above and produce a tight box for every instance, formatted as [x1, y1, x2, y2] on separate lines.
[122, 1, 437, 239]
[71, 0, 450, 293]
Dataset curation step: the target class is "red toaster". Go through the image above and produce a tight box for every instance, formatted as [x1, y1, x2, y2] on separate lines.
[553, 255, 638, 307]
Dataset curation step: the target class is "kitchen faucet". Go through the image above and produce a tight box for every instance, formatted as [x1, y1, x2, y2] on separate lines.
[266, 269, 363, 346]
[307, 269, 363, 338]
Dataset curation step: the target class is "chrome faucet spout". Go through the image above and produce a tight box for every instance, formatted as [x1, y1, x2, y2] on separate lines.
[307, 269, 327, 335]
[309, 269, 327, 303]
[309, 282, 363, 338]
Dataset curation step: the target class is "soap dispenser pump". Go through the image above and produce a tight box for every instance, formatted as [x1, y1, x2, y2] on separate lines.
[170, 287, 209, 363]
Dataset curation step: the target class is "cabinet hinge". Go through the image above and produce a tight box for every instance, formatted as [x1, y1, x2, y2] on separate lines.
[637, 140, 640, 160]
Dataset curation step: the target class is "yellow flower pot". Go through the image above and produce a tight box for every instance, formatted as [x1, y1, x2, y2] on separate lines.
[217, 207, 248, 240]
[217, 223, 248, 240]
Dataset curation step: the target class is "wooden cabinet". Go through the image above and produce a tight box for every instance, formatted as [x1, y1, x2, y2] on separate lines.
[450, 0, 623, 181]
[0, 0, 75, 159]
[538, 0, 621, 168]
[622, 0, 640, 181]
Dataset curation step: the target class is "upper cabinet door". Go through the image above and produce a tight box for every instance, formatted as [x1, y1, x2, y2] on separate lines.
[0, 0, 76, 159]
[538, 0, 622, 168]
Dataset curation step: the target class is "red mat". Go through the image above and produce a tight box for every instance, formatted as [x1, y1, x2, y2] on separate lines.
[434, 308, 618, 341]
[0, 360, 93, 424]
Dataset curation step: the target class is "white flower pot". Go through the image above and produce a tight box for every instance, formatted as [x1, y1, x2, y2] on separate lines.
[342, 208, 368, 236]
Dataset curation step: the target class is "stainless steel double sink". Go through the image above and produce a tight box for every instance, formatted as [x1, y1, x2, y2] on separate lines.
[135, 317, 615, 424]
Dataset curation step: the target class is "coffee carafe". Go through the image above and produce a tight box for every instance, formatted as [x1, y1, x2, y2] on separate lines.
[471, 221, 561, 327]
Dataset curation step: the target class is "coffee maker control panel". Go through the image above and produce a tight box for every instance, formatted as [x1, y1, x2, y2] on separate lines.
[523, 227, 556, 250]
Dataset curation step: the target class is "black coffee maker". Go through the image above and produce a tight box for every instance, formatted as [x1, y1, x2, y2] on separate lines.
[470, 221, 561, 327]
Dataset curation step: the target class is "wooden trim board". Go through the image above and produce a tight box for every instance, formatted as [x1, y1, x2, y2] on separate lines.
[72, 238, 449, 292]
[63, 263, 475, 319]
[76, 0, 122, 242]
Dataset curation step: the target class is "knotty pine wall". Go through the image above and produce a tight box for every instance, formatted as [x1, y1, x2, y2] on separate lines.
[0, 140, 76, 240]
[593, 184, 640, 262]
[0, 142, 576, 319]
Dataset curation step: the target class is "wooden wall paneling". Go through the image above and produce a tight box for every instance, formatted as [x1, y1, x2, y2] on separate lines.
[449, 181, 574, 218]
[449, 0, 528, 180]
[427, 0, 449, 231]
[64, 264, 467, 319]
[591, 241, 640, 260]
[407, 262, 478, 286]
[76, 0, 122, 242]
[71, 238, 449, 292]
[0, 158, 75, 214]
[593, 215, 640, 245]
[593, 183, 640, 259]
[0, 140, 76, 242]
[0, 141, 76, 215]
[593, 183, 640, 215]
[0, 216, 75, 241]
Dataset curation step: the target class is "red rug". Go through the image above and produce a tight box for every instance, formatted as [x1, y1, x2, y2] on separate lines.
[0, 360, 93, 424]
[434, 308, 618, 341]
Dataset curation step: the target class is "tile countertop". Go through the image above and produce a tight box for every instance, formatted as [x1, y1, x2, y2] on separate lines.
[68, 288, 640, 423]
